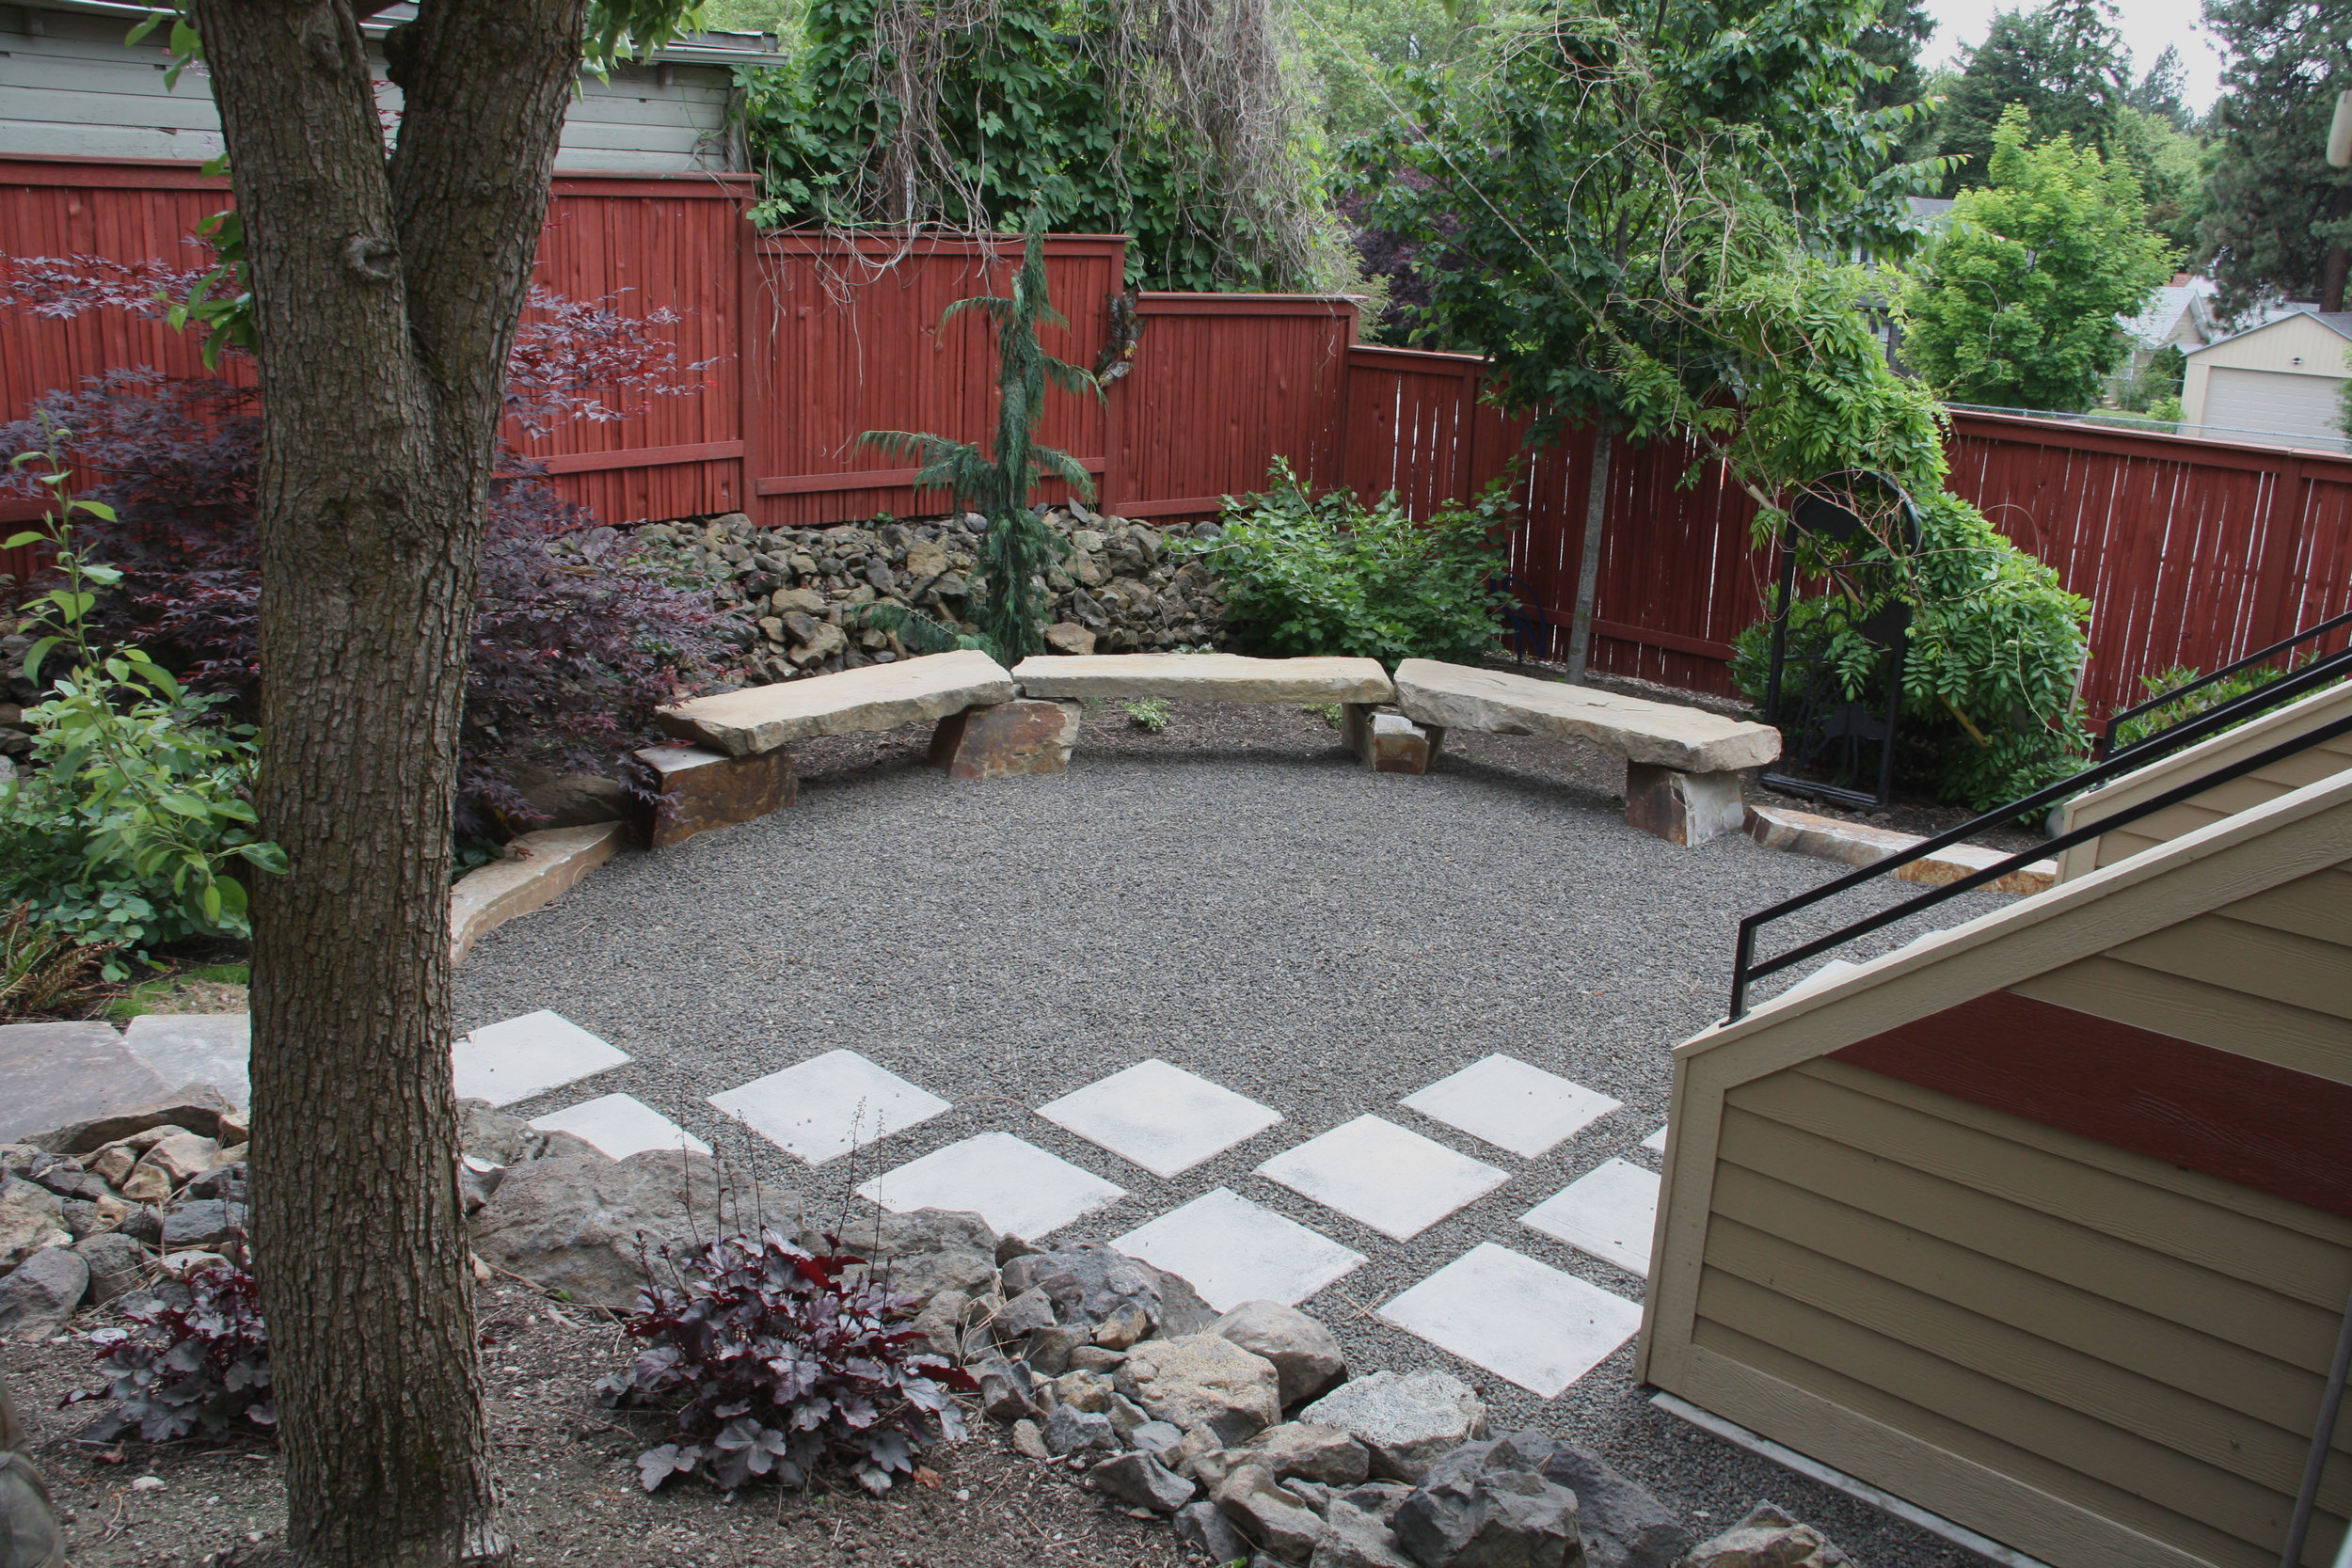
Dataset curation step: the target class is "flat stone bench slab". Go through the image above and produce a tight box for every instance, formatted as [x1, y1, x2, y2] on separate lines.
[656, 649, 1016, 756]
[1012, 652, 1394, 705]
[1391, 659, 1780, 774]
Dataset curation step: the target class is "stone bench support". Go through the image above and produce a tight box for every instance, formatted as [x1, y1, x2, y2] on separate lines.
[1392, 658, 1782, 846]
[632, 744, 797, 847]
[930, 699, 1084, 781]
[1342, 704, 1441, 774]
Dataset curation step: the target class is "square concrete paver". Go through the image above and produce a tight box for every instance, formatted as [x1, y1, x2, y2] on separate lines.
[1037, 1059, 1283, 1178]
[856, 1132, 1124, 1242]
[1377, 1242, 1645, 1398]
[1640, 1124, 1669, 1154]
[531, 1093, 712, 1161]
[122, 1013, 251, 1112]
[1400, 1053, 1621, 1160]
[1112, 1188, 1365, 1312]
[1518, 1158, 1661, 1277]
[1255, 1115, 1509, 1241]
[452, 1010, 629, 1107]
[709, 1049, 950, 1164]
[0, 1022, 171, 1142]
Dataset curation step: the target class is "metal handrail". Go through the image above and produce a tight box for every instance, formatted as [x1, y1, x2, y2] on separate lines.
[1725, 667, 2352, 1020]
[2100, 606, 2352, 755]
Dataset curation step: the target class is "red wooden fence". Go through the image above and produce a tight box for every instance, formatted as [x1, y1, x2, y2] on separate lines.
[9, 152, 2352, 723]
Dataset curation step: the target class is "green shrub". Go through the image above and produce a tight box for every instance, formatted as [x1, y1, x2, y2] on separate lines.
[1732, 489, 2091, 813]
[1200, 460, 1518, 666]
[2, 468, 284, 973]
[2108, 657, 2346, 752]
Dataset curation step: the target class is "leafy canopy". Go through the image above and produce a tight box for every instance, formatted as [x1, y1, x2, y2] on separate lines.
[1929, 0, 2128, 194]
[1900, 104, 2176, 412]
[2195, 0, 2352, 318]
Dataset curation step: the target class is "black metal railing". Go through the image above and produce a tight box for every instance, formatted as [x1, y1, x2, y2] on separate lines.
[2100, 606, 2352, 756]
[1726, 657, 2352, 1021]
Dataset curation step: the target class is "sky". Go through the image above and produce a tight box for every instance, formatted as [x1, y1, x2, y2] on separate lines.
[1922, 0, 2226, 114]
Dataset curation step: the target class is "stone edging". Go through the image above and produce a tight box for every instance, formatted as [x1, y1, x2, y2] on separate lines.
[449, 822, 626, 966]
[1743, 803, 2057, 895]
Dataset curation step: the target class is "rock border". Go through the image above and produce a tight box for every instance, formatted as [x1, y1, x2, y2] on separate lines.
[1743, 803, 2056, 895]
[449, 822, 626, 967]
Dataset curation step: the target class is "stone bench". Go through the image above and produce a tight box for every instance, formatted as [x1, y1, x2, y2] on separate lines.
[1011, 652, 1394, 705]
[656, 648, 1017, 755]
[1391, 658, 1782, 845]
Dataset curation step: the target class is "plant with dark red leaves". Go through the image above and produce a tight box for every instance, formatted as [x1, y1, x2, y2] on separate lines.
[597, 1231, 977, 1497]
[64, 1261, 275, 1445]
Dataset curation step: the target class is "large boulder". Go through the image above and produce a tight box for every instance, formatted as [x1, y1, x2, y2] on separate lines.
[1116, 1332, 1283, 1446]
[1314, 1498, 1419, 1568]
[1539, 1446, 1690, 1568]
[1216, 1464, 1327, 1562]
[468, 1148, 740, 1307]
[73, 1232, 147, 1307]
[1088, 1451, 1198, 1513]
[0, 1181, 67, 1273]
[1675, 1505, 1850, 1568]
[0, 1245, 87, 1339]
[1235, 1422, 1371, 1486]
[800, 1206, 999, 1307]
[1214, 1300, 1348, 1407]
[1392, 1433, 1583, 1568]
[1003, 1240, 1214, 1337]
[1301, 1371, 1489, 1483]
[24, 1085, 241, 1156]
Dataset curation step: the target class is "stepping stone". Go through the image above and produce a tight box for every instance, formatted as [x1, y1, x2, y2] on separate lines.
[709, 1049, 949, 1164]
[1010, 652, 1394, 705]
[0, 1022, 170, 1143]
[122, 1013, 251, 1112]
[451, 1010, 630, 1108]
[1640, 1124, 1668, 1154]
[1391, 658, 1779, 774]
[530, 1093, 712, 1161]
[857, 1132, 1123, 1242]
[1377, 1242, 1644, 1399]
[656, 648, 1016, 756]
[1519, 1158, 1661, 1277]
[1037, 1059, 1282, 1178]
[1255, 1116, 1508, 1242]
[1112, 1188, 1364, 1312]
[1400, 1054, 1620, 1159]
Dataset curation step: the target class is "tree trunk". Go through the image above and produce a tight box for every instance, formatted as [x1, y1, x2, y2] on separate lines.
[184, 3, 587, 1562]
[2324, 183, 2352, 315]
[1564, 420, 1613, 684]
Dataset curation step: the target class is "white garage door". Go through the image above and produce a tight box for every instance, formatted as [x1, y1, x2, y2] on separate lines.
[2201, 367, 2350, 450]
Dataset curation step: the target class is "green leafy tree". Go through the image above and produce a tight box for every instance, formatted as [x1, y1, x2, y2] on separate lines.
[2197, 0, 2352, 316]
[2127, 42, 2194, 130]
[1856, 0, 1936, 115]
[861, 214, 1101, 662]
[1295, 0, 1486, 140]
[1901, 106, 2175, 411]
[2115, 102, 2213, 258]
[1354, 0, 1939, 677]
[1931, 0, 2129, 192]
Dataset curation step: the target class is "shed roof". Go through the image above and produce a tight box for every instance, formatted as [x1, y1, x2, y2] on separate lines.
[2191, 305, 2352, 358]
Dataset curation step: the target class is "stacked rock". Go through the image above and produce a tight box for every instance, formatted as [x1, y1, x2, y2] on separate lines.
[0, 1087, 252, 1340]
[585, 505, 1230, 685]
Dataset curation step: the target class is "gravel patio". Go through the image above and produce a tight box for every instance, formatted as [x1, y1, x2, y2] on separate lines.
[452, 698, 2017, 1566]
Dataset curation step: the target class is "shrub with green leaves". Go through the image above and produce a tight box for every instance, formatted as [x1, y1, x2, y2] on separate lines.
[2, 467, 284, 972]
[1732, 488, 2091, 813]
[2107, 657, 2347, 753]
[1200, 460, 1519, 667]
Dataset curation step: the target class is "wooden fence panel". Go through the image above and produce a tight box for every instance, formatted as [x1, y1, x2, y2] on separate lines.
[743, 232, 1124, 528]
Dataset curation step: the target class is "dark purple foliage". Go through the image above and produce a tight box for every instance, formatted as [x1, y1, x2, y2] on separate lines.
[1339, 172, 1450, 347]
[64, 1262, 276, 1445]
[598, 1231, 977, 1497]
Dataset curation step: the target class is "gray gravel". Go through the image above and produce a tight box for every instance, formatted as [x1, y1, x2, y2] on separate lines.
[457, 700, 2015, 1566]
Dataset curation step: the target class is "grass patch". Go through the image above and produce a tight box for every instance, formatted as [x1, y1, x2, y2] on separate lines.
[109, 962, 250, 1022]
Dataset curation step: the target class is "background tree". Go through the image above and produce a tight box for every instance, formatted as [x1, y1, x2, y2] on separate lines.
[1931, 0, 2128, 192]
[1353, 0, 1937, 679]
[1901, 106, 2174, 411]
[1855, 0, 1936, 115]
[2197, 0, 2352, 316]
[2127, 42, 2194, 130]
[155, 3, 696, 1563]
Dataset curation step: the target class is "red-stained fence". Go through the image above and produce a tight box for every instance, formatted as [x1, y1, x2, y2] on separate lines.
[8, 152, 2352, 723]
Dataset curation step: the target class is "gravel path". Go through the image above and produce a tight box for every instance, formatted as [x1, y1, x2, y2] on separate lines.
[456, 700, 2015, 1566]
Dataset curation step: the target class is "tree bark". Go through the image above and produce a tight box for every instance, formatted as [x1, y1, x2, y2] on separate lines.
[2324, 184, 2352, 315]
[183, 3, 587, 1562]
[1563, 420, 1613, 684]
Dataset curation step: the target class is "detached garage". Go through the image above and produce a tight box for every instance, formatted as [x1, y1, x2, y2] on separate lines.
[2181, 309, 2352, 453]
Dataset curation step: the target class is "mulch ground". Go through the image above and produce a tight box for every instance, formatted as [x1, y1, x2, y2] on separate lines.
[3, 1284, 1191, 1568]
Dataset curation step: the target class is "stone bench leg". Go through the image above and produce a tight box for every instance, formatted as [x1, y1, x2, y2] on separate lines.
[930, 699, 1083, 781]
[1342, 703, 1440, 774]
[1624, 763, 1744, 846]
[632, 745, 797, 848]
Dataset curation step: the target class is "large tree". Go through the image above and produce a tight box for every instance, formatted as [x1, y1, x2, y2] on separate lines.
[1901, 105, 2175, 411]
[1932, 0, 2129, 192]
[1353, 0, 1938, 678]
[2198, 0, 2352, 316]
[158, 3, 691, 1563]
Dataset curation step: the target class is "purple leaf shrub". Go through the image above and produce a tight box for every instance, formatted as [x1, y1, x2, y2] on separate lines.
[64, 1261, 276, 1445]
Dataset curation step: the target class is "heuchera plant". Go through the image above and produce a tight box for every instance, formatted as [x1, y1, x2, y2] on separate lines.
[65, 1261, 275, 1444]
[0, 253, 730, 836]
[598, 1231, 976, 1496]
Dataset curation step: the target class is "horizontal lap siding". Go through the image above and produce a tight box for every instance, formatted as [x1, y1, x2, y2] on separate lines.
[1707, 1059, 2352, 1568]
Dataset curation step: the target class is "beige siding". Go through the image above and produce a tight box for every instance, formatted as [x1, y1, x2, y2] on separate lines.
[1698, 1059, 2352, 1568]
[2060, 679, 2352, 880]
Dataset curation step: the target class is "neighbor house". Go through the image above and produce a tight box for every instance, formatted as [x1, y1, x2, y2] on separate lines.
[2180, 307, 2352, 454]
